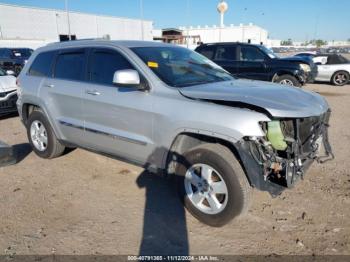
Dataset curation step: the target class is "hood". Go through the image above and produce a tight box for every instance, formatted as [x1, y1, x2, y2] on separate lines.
[179, 79, 329, 118]
[0, 75, 17, 93]
[278, 56, 313, 65]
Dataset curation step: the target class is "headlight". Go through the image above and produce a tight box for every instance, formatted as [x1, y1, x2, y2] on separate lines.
[299, 63, 311, 72]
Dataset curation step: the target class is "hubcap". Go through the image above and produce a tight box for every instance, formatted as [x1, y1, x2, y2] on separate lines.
[30, 120, 48, 152]
[279, 79, 294, 86]
[334, 73, 347, 85]
[184, 164, 228, 215]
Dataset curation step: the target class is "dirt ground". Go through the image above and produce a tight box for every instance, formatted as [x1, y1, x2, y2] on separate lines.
[0, 83, 349, 256]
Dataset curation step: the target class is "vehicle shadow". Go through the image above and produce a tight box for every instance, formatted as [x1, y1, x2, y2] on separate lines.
[136, 171, 189, 256]
[12, 143, 32, 164]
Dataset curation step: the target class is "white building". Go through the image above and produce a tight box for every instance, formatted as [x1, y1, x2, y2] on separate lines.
[0, 3, 153, 49]
[179, 23, 269, 48]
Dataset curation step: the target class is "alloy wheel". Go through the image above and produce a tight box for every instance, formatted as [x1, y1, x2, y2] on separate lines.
[184, 163, 228, 215]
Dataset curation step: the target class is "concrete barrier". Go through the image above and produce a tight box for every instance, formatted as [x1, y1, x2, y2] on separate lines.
[0, 141, 16, 167]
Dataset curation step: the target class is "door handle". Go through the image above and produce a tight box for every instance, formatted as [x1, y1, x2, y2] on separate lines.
[44, 83, 54, 88]
[85, 90, 101, 96]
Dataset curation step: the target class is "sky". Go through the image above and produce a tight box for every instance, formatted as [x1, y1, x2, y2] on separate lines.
[1, 0, 349, 41]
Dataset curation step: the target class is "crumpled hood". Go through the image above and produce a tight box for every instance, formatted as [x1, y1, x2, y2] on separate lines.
[179, 79, 329, 118]
[0, 76, 17, 93]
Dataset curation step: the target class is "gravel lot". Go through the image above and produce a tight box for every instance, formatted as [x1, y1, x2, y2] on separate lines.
[0, 83, 349, 256]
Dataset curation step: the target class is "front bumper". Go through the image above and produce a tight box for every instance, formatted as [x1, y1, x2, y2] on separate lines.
[0, 90, 18, 116]
[235, 110, 333, 196]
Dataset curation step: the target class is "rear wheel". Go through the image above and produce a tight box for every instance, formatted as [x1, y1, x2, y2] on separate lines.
[275, 74, 301, 87]
[26, 110, 65, 159]
[175, 143, 251, 227]
[332, 71, 349, 86]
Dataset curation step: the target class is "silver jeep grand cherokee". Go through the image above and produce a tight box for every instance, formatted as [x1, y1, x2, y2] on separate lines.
[17, 40, 333, 227]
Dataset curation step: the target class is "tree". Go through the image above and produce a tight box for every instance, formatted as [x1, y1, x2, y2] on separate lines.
[281, 38, 293, 46]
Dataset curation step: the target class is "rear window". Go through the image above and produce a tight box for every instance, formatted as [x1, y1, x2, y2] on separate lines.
[28, 51, 56, 77]
[54, 52, 85, 81]
[196, 46, 216, 59]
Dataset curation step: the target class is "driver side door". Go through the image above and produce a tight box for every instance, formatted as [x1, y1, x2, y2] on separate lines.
[82, 47, 155, 165]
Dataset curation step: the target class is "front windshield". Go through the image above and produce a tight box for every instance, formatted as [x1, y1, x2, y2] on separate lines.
[258, 45, 279, 59]
[11, 49, 33, 58]
[131, 46, 234, 87]
[0, 68, 5, 76]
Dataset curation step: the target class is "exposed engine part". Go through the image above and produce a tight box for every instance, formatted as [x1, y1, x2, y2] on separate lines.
[247, 110, 334, 188]
[267, 121, 287, 150]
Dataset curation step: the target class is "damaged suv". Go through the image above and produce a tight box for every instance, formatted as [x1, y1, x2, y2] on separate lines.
[17, 40, 333, 227]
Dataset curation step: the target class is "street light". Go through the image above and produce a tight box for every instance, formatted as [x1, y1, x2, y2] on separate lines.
[140, 0, 144, 40]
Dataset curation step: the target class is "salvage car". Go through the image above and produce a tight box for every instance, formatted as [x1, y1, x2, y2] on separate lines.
[195, 42, 317, 87]
[0, 48, 33, 76]
[295, 53, 350, 86]
[17, 40, 333, 226]
[0, 68, 17, 116]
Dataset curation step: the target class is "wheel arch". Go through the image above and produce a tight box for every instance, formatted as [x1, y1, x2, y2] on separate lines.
[165, 132, 248, 182]
[331, 70, 350, 81]
[21, 102, 63, 140]
[272, 70, 299, 82]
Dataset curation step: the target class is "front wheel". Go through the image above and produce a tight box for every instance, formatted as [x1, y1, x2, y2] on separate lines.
[274, 74, 301, 87]
[175, 143, 251, 227]
[332, 71, 349, 86]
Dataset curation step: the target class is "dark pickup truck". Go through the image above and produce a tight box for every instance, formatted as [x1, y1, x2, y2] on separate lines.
[195, 42, 317, 87]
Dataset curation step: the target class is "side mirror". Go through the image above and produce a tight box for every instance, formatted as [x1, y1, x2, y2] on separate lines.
[113, 69, 140, 86]
[6, 70, 15, 76]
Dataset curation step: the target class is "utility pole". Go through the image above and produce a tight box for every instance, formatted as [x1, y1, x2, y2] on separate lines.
[140, 0, 144, 40]
[186, 0, 190, 48]
[65, 0, 71, 40]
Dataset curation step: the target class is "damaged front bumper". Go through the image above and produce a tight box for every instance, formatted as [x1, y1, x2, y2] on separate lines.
[235, 110, 334, 196]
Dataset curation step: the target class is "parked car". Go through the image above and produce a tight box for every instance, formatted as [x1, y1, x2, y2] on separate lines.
[17, 40, 333, 226]
[0, 68, 17, 116]
[296, 53, 350, 86]
[195, 43, 317, 87]
[0, 48, 33, 76]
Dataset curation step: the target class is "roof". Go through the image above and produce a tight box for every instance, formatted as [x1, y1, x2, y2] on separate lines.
[44, 40, 176, 49]
[199, 42, 263, 47]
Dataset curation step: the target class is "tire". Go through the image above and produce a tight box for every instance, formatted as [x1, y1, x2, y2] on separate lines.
[331, 71, 349, 86]
[275, 74, 301, 87]
[26, 109, 65, 159]
[175, 143, 251, 227]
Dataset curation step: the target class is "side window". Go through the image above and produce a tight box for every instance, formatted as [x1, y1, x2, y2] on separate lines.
[89, 50, 134, 85]
[28, 51, 56, 77]
[54, 51, 85, 81]
[240, 46, 265, 62]
[197, 46, 216, 60]
[215, 46, 237, 61]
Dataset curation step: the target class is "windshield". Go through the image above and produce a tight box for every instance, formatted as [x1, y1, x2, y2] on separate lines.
[258, 45, 279, 59]
[131, 46, 234, 87]
[0, 68, 5, 76]
[11, 48, 33, 58]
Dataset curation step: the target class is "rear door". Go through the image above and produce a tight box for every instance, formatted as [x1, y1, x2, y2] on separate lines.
[41, 48, 87, 144]
[237, 45, 269, 81]
[82, 47, 154, 164]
